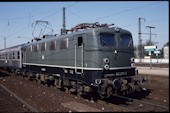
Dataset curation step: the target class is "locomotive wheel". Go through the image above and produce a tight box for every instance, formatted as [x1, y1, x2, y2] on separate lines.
[98, 85, 113, 98]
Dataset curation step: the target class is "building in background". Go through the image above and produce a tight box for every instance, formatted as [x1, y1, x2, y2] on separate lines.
[163, 42, 169, 59]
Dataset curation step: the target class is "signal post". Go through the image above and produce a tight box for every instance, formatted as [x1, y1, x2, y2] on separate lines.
[144, 46, 157, 69]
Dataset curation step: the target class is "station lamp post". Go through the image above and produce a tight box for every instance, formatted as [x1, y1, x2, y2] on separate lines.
[146, 26, 156, 46]
[145, 26, 156, 69]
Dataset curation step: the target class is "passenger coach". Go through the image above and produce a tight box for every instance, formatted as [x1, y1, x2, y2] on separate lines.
[0, 44, 23, 72]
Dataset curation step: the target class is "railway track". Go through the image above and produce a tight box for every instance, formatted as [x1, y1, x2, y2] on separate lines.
[115, 94, 169, 112]
[97, 99, 135, 112]
[95, 93, 169, 112]
[0, 84, 38, 112]
[0, 68, 168, 112]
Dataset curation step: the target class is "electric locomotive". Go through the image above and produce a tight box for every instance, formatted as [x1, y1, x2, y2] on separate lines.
[0, 22, 145, 98]
[20, 22, 145, 98]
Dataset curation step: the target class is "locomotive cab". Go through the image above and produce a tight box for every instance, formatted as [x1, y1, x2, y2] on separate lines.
[91, 27, 145, 98]
[98, 28, 134, 68]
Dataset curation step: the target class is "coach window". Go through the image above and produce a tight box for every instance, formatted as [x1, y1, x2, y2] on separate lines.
[5, 54, 7, 59]
[12, 52, 15, 59]
[60, 38, 68, 49]
[78, 37, 83, 47]
[17, 51, 20, 59]
[2, 54, 4, 59]
[9, 53, 12, 59]
[4, 54, 6, 59]
[1, 54, 3, 59]
[49, 40, 56, 50]
[7, 53, 9, 59]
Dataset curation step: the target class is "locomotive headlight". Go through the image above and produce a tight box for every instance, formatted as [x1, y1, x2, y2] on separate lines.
[103, 58, 109, 64]
[104, 64, 110, 70]
[95, 79, 101, 85]
[131, 63, 135, 68]
[130, 57, 134, 62]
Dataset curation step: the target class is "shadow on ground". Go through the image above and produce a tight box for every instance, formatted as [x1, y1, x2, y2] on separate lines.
[80, 88, 152, 105]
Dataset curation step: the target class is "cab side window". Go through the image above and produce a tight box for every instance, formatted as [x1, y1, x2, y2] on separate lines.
[40, 43, 46, 51]
[49, 41, 56, 50]
[78, 37, 83, 47]
[60, 38, 68, 49]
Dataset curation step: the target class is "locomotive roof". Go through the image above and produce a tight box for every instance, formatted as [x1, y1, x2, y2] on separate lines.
[23, 27, 131, 47]
[0, 26, 132, 54]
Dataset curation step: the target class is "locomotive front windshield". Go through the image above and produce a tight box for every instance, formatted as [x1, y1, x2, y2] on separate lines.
[100, 33, 133, 48]
[120, 34, 133, 48]
[100, 33, 116, 46]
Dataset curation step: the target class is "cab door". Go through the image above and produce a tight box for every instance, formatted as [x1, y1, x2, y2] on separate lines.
[74, 35, 86, 74]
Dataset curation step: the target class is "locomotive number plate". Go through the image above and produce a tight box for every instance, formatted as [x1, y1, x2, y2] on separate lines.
[116, 71, 127, 76]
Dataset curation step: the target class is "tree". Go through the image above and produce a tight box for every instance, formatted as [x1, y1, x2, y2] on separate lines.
[144, 39, 155, 46]
[133, 45, 137, 58]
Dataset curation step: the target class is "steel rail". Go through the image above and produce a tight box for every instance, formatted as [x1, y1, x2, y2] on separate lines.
[0, 84, 38, 112]
[115, 95, 169, 110]
[97, 99, 135, 112]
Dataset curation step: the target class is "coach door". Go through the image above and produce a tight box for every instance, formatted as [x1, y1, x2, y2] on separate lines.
[75, 35, 85, 74]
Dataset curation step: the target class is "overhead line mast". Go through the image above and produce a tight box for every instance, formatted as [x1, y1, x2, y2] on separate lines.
[138, 17, 145, 61]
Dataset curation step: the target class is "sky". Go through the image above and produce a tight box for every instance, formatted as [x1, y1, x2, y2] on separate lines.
[0, 1, 169, 50]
